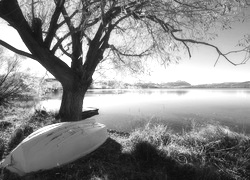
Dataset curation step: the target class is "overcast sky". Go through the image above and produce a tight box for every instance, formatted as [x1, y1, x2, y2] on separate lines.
[0, 10, 250, 85]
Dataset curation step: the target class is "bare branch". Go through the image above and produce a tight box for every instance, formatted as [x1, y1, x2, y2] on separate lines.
[99, 24, 113, 50]
[170, 31, 240, 66]
[54, 35, 72, 58]
[51, 31, 73, 54]
[112, 14, 130, 28]
[61, 5, 75, 32]
[173, 0, 210, 9]
[59, 45, 72, 58]
[109, 44, 151, 58]
[221, 46, 250, 65]
[82, 32, 91, 44]
[182, 41, 191, 58]
[44, 0, 65, 48]
[84, 17, 101, 29]
[224, 47, 250, 56]
[57, 9, 79, 29]
[0, 40, 38, 60]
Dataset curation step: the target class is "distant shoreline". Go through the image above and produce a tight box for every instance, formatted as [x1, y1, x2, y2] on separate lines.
[42, 78, 250, 93]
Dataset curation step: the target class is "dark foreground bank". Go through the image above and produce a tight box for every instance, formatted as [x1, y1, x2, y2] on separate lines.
[0, 106, 250, 180]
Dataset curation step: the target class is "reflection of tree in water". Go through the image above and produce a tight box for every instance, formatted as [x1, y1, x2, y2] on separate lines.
[48, 89, 190, 98]
[164, 90, 189, 96]
[87, 89, 130, 95]
[135, 89, 189, 96]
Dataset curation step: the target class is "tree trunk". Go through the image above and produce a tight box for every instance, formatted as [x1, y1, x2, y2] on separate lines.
[59, 83, 88, 122]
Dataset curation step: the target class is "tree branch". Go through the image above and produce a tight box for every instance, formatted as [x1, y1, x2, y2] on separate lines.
[57, 9, 79, 29]
[54, 35, 72, 58]
[170, 31, 240, 66]
[144, 12, 247, 66]
[173, 0, 206, 9]
[44, 0, 65, 48]
[109, 44, 151, 58]
[82, 32, 91, 44]
[61, 5, 75, 32]
[59, 45, 72, 58]
[224, 47, 250, 56]
[0, 40, 38, 60]
[51, 31, 73, 54]
[84, 17, 101, 29]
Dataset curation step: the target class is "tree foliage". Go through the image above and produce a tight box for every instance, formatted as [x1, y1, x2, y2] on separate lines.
[1, 1, 248, 72]
[237, 33, 250, 64]
[0, 0, 249, 121]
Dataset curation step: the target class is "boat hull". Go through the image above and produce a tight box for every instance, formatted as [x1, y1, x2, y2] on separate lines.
[0, 119, 108, 176]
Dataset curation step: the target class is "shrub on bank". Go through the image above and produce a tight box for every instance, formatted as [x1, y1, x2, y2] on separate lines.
[7, 124, 33, 153]
[0, 121, 12, 130]
[0, 138, 4, 160]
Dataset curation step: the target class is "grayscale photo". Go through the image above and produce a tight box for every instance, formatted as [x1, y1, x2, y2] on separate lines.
[0, 0, 250, 179]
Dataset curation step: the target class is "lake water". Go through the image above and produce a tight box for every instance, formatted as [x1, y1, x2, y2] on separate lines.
[40, 89, 250, 133]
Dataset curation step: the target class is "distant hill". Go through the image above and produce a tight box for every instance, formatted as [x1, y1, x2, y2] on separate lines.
[160, 81, 191, 88]
[43, 78, 250, 90]
[91, 80, 192, 89]
[131, 81, 192, 89]
[192, 81, 250, 88]
[133, 81, 250, 89]
[134, 81, 250, 89]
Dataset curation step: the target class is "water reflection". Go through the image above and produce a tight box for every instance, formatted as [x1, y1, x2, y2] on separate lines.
[39, 89, 250, 134]
[164, 90, 189, 96]
[87, 89, 189, 96]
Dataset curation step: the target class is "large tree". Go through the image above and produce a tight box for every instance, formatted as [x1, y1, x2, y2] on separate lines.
[0, 0, 248, 122]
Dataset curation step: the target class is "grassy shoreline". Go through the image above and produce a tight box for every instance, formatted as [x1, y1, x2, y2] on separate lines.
[1, 103, 250, 180]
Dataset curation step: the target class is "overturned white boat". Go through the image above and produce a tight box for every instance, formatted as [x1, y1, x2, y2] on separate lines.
[0, 119, 108, 176]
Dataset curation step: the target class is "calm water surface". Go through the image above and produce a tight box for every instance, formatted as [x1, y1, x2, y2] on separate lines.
[40, 89, 250, 133]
